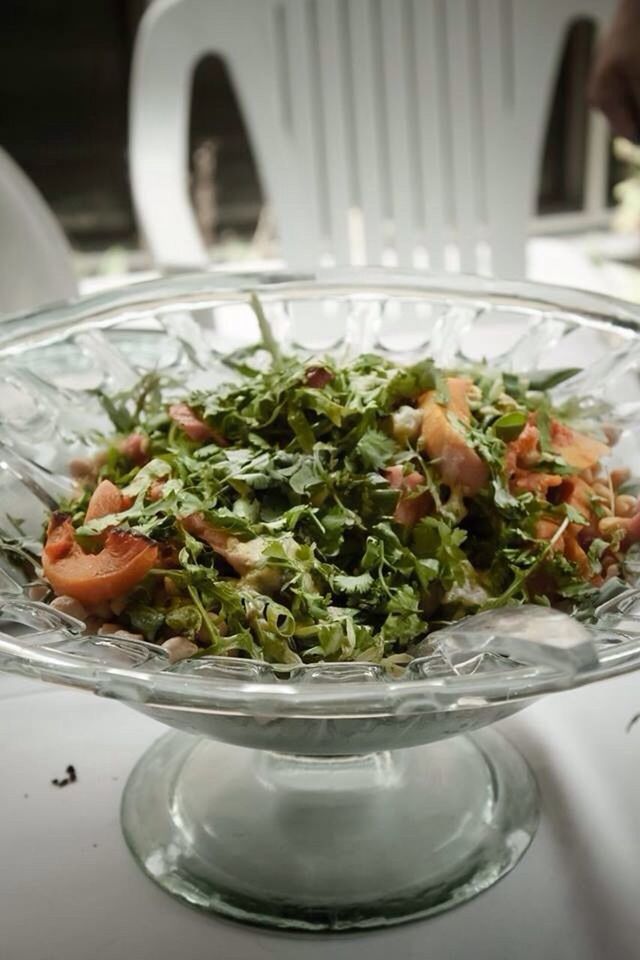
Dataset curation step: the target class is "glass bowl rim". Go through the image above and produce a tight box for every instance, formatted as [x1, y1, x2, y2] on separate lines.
[3, 265, 640, 356]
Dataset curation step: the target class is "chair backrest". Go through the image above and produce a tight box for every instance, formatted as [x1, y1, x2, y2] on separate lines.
[0, 147, 76, 315]
[130, 0, 615, 278]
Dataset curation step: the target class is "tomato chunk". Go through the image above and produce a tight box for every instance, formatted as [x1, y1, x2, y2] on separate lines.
[419, 378, 488, 495]
[550, 420, 609, 471]
[43, 514, 158, 604]
[168, 403, 226, 445]
[384, 465, 432, 525]
[119, 433, 149, 465]
[85, 479, 132, 523]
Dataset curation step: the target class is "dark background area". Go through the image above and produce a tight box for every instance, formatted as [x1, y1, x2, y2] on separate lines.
[0, 2, 618, 256]
[1, 0, 262, 253]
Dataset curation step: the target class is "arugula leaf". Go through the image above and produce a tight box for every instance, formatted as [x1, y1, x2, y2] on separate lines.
[526, 368, 581, 391]
[383, 358, 437, 407]
[92, 390, 135, 433]
[287, 405, 315, 453]
[249, 293, 281, 365]
[127, 604, 165, 642]
[532, 455, 575, 476]
[288, 458, 325, 495]
[202, 508, 256, 539]
[299, 389, 346, 426]
[123, 459, 171, 497]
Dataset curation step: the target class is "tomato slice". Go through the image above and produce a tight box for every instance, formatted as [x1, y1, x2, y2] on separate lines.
[43, 514, 158, 604]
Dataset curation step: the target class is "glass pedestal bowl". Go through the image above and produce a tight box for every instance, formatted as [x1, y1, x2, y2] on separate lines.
[2, 270, 640, 931]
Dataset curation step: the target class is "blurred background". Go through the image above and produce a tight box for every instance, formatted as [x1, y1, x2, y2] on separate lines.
[4, 1, 264, 279]
[4, 0, 640, 303]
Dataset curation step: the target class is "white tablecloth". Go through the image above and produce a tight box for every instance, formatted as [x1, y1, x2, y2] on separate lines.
[1, 672, 639, 960]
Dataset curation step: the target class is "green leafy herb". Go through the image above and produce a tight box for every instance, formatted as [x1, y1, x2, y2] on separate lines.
[493, 410, 527, 441]
[38, 339, 635, 671]
[526, 368, 581, 391]
[354, 430, 397, 471]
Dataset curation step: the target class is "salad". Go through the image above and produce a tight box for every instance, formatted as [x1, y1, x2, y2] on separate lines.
[35, 344, 640, 671]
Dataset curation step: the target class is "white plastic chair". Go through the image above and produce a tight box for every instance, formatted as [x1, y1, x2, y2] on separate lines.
[130, 0, 615, 278]
[0, 147, 76, 315]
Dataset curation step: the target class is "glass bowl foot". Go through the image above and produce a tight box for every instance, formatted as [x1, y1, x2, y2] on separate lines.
[121, 727, 538, 931]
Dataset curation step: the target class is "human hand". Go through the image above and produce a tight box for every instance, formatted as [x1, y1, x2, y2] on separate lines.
[589, 0, 640, 141]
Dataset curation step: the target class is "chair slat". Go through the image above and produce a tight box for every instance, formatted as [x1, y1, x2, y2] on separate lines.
[381, 0, 417, 266]
[349, 0, 385, 264]
[316, 0, 354, 264]
[412, 0, 448, 272]
[283, 0, 330, 263]
[479, 0, 518, 276]
[444, 0, 480, 273]
[130, 0, 617, 279]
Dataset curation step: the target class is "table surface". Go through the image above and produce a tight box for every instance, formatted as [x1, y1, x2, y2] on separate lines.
[1, 671, 639, 960]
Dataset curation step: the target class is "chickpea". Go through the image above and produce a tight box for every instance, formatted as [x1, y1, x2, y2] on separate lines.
[50, 595, 87, 622]
[110, 595, 128, 616]
[391, 406, 423, 444]
[69, 457, 96, 480]
[615, 494, 637, 518]
[98, 623, 144, 642]
[592, 481, 612, 500]
[520, 450, 540, 468]
[163, 576, 179, 597]
[112, 629, 144, 642]
[496, 392, 518, 411]
[466, 384, 482, 404]
[162, 636, 199, 663]
[599, 516, 625, 537]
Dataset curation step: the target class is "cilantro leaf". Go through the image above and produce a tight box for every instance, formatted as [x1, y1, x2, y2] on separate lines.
[354, 430, 397, 471]
[332, 572, 374, 594]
